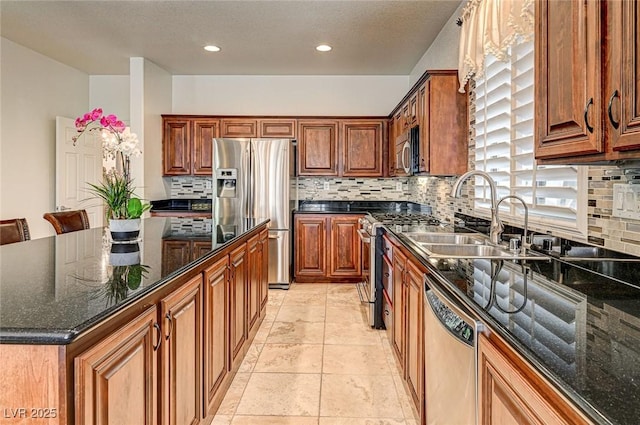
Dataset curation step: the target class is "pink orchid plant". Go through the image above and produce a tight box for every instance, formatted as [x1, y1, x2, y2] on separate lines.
[73, 108, 149, 220]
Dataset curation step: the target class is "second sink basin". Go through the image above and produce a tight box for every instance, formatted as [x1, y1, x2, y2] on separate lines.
[403, 232, 487, 245]
[418, 243, 511, 258]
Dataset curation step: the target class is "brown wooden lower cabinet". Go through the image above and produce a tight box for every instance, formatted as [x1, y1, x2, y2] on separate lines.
[259, 229, 269, 314]
[478, 331, 593, 425]
[229, 243, 247, 371]
[389, 239, 424, 422]
[160, 274, 202, 425]
[203, 256, 228, 417]
[391, 247, 406, 364]
[294, 213, 363, 283]
[247, 234, 261, 336]
[405, 260, 424, 420]
[75, 306, 159, 425]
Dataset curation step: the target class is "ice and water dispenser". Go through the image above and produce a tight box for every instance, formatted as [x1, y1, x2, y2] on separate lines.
[216, 169, 237, 198]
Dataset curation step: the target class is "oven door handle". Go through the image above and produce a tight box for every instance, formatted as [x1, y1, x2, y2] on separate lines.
[357, 229, 371, 243]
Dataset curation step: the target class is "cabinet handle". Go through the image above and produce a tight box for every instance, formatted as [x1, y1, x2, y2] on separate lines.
[384, 309, 390, 316]
[165, 312, 173, 341]
[584, 97, 594, 133]
[384, 272, 390, 278]
[608, 90, 620, 129]
[153, 322, 162, 351]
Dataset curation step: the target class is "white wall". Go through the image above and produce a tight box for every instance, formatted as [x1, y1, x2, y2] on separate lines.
[142, 59, 172, 201]
[0, 37, 89, 239]
[409, 0, 465, 86]
[90, 76, 130, 119]
[172, 75, 409, 116]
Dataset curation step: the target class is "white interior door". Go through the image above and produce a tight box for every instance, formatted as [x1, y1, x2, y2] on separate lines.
[56, 116, 104, 228]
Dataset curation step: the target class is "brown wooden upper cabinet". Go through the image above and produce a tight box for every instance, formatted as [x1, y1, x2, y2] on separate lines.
[535, 0, 640, 163]
[220, 118, 297, 139]
[420, 73, 468, 175]
[388, 71, 468, 176]
[297, 119, 385, 177]
[297, 120, 340, 176]
[341, 120, 384, 177]
[163, 116, 220, 176]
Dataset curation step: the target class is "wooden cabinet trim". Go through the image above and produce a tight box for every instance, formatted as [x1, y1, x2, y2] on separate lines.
[221, 119, 258, 138]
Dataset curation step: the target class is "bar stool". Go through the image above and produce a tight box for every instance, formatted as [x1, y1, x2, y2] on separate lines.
[0, 218, 31, 245]
[43, 210, 90, 235]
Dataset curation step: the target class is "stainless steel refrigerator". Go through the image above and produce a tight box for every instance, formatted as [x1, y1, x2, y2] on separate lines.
[213, 138, 295, 289]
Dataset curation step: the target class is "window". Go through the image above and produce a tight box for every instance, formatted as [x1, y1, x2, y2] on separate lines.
[473, 40, 587, 235]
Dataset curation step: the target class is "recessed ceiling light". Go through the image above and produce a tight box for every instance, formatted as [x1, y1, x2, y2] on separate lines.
[204, 45, 221, 52]
[316, 44, 332, 52]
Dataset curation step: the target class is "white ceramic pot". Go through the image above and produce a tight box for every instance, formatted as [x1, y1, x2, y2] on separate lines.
[109, 218, 141, 242]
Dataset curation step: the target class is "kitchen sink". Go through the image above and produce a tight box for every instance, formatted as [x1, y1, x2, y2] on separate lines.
[403, 232, 487, 245]
[416, 242, 549, 260]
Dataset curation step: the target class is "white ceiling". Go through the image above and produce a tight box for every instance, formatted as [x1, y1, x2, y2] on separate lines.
[0, 0, 461, 76]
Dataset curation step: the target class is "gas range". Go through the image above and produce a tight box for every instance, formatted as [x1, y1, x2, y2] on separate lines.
[361, 212, 442, 235]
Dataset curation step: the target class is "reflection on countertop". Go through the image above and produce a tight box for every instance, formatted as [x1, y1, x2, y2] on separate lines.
[0, 216, 268, 345]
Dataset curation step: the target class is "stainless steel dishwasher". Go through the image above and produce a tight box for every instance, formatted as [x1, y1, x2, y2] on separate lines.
[424, 275, 482, 425]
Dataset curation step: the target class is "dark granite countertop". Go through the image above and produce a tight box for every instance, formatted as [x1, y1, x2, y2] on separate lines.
[0, 216, 268, 345]
[295, 200, 431, 214]
[385, 225, 640, 425]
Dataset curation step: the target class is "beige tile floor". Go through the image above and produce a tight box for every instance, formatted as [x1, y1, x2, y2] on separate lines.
[212, 283, 419, 425]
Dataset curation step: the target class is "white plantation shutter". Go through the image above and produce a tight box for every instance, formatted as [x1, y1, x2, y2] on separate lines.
[473, 40, 587, 234]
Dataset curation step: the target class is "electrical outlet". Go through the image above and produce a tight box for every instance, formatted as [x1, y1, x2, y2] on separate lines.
[613, 183, 640, 220]
[396, 182, 403, 191]
[323, 181, 330, 190]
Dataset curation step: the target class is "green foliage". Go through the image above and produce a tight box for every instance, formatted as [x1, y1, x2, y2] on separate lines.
[127, 197, 151, 219]
[87, 173, 150, 219]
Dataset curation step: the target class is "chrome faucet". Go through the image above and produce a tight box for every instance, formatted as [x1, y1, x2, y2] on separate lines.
[450, 170, 504, 244]
[496, 195, 529, 250]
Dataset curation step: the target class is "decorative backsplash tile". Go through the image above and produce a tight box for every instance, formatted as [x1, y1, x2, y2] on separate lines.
[169, 176, 213, 199]
[296, 177, 412, 201]
[167, 217, 212, 235]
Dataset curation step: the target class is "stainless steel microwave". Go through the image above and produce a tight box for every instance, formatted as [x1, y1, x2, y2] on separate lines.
[396, 125, 420, 175]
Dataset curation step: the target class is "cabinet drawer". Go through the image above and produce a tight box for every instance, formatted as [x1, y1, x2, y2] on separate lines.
[259, 119, 296, 138]
[382, 234, 394, 263]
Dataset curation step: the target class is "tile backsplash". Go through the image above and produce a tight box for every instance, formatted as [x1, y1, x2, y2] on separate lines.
[168, 176, 213, 199]
[169, 167, 640, 256]
[296, 177, 411, 201]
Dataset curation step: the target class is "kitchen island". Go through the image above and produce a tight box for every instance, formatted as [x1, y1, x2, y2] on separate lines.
[0, 216, 269, 424]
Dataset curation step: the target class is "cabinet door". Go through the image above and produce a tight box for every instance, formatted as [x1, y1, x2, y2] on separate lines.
[229, 244, 247, 370]
[162, 240, 192, 276]
[193, 119, 219, 175]
[328, 215, 362, 277]
[259, 229, 269, 313]
[294, 215, 327, 279]
[478, 332, 593, 425]
[535, 0, 603, 159]
[160, 275, 202, 425]
[163, 119, 191, 175]
[297, 120, 339, 176]
[341, 120, 384, 177]
[408, 92, 419, 126]
[259, 119, 297, 138]
[391, 248, 407, 366]
[75, 307, 159, 425]
[203, 257, 228, 415]
[388, 116, 397, 177]
[606, 0, 640, 152]
[405, 260, 424, 419]
[418, 82, 429, 173]
[220, 119, 257, 138]
[192, 241, 213, 261]
[247, 234, 261, 334]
